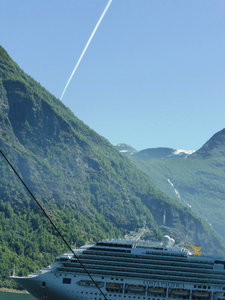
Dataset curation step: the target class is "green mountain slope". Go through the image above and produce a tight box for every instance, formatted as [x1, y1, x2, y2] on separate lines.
[128, 129, 225, 241]
[0, 46, 224, 288]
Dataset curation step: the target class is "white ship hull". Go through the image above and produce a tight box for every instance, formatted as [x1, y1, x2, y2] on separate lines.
[13, 272, 225, 300]
[12, 238, 225, 300]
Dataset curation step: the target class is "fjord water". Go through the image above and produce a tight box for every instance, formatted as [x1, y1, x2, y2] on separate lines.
[0, 292, 35, 299]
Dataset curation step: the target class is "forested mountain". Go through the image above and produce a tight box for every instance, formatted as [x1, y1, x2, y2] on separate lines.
[0, 46, 224, 289]
[125, 129, 225, 242]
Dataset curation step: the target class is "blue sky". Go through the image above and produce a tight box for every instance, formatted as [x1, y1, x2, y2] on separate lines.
[1, 0, 225, 151]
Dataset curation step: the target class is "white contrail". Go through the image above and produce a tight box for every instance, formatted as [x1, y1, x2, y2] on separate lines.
[60, 0, 113, 101]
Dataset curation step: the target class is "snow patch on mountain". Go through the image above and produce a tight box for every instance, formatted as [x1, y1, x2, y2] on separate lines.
[115, 144, 137, 155]
[173, 149, 195, 156]
[120, 150, 133, 154]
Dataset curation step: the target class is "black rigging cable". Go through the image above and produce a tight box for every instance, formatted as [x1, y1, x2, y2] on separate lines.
[0, 149, 107, 300]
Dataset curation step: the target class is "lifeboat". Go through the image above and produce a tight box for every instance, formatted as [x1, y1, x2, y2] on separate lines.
[77, 280, 104, 288]
[148, 286, 166, 295]
[106, 282, 123, 292]
[125, 284, 146, 294]
[192, 290, 210, 298]
[171, 289, 190, 296]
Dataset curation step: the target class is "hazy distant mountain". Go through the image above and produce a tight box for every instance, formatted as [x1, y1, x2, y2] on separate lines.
[120, 129, 225, 241]
[115, 145, 194, 160]
[134, 148, 194, 160]
[114, 143, 137, 155]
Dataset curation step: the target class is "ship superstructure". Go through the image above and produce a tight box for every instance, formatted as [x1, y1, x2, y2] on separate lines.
[12, 237, 225, 300]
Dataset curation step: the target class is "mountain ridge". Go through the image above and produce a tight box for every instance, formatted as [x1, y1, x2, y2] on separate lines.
[0, 46, 224, 289]
[191, 128, 225, 159]
[115, 144, 195, 160]
[118, 129, 225, 241]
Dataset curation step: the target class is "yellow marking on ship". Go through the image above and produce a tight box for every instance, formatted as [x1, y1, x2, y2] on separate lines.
[185, 243, 202, 255]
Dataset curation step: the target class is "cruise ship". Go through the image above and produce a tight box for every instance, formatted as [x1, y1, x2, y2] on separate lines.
[12, 236, 225, 300]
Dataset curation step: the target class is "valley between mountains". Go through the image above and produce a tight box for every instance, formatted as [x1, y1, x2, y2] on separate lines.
[116, 131, 225, 243]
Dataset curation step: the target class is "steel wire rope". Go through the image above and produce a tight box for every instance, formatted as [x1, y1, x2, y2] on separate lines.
[0, 149, 108, 300]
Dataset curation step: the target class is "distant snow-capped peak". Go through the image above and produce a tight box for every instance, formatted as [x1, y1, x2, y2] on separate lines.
[173, 149, 195, 156]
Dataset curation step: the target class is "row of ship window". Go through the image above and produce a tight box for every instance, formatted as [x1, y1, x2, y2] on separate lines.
[83, 250, 214, 264]
[80, 291, 165, 300]
[61, 265, 222, 280]
[62, 259, 214, 271]
[61, 277, 212, 290]
[58, 269, 225, 285]
[54, 277, 225, 300]
[59, 259, 220, 276]
[61, 278, 214, 298]
[193, 285, 211, 290]
[59, 256, 215, 272]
